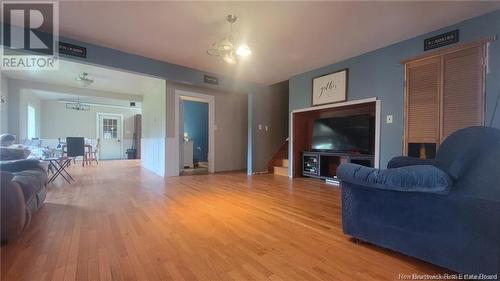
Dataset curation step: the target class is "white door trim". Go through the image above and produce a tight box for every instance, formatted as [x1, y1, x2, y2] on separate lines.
[174, 89, 215, 175]
[96, 112, 124, 160]
[289, 97, 380, 177]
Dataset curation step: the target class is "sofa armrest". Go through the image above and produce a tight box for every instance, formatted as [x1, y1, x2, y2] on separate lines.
[387, 156, 438, 169]
[337, 163, 453, 193]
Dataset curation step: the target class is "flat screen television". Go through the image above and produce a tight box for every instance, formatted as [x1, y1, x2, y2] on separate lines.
[311, 114, 374, 154]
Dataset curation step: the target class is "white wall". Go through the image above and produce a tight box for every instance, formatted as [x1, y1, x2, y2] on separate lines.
[5, 78, 143, 141]
[40, 100, 141, 153]
[19, 89, 42, 140]
[141, 81, 166, 176]
[0, 74, 8, 134]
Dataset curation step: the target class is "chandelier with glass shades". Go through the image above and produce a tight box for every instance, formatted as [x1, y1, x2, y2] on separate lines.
[207, 14, 252, 64]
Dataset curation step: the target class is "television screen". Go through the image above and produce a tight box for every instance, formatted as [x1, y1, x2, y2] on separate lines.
[311, 114, 373, 153]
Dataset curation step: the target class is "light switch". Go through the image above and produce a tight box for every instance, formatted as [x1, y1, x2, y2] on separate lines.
[265, 125, 269, 131]
[258, 124, 263, 130]
[386, 115, 393, 124]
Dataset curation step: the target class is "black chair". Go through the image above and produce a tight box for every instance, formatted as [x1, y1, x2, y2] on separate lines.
[66, 137, 85, 166]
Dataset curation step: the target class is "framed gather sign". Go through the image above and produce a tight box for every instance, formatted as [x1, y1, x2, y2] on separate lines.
[312, 69, 348, 106]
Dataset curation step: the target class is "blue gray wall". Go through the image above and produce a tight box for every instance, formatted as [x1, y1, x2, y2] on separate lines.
[252, 80, 289, 172]
[183, 100, 209, 162]
[289, 9, 500, 168]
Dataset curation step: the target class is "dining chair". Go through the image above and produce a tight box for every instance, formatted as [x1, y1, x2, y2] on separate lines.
[89, 138, 100, 165]
[66, 137, 86, 166]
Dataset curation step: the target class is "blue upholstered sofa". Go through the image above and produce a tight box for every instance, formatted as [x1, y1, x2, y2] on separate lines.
[337, 126, 500, 274]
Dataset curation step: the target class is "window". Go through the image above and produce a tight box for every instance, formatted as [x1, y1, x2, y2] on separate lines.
[103, 118, 118, 139]
[27, 105, 36, 139]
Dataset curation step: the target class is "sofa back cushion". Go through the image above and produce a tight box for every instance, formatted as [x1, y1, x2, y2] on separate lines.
[0, 147, 31, 161]
[436, 126, 500, 180]
[12, 170, 47, 204]
[0, 159, 45, 173]
[454, 143, 500, 200]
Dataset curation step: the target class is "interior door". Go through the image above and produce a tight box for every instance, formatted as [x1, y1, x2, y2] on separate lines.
[99, 115, 122, 159]
[405, 57, 441, 145]
[441, 46, 485, 140]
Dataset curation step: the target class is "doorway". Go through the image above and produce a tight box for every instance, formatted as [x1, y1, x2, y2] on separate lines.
[180, 99, 209, 175]
[2, 50, 164, 173]
[97, 113, 123, 160]
[175, 89, 215, 175]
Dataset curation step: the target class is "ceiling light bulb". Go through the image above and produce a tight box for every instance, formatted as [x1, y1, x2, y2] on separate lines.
[223, 54, 237, 64]
[236, 44, 251, 57]
[221, 38, 233, 51]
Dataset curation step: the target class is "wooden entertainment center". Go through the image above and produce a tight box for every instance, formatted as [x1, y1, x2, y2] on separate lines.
[302, 151, 374, 180]
[290, 98, 380, 179]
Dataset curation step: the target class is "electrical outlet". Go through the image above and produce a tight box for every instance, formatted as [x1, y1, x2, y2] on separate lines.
[386, 115, 393, 124]
[265, 125, 269, 131]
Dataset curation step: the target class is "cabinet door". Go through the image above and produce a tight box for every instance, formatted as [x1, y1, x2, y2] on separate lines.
[405, 57, 441, 144]
[441, 46, 485, 140]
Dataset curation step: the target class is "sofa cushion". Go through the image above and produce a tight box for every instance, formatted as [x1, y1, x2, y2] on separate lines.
[337, 163, 453, 193]
[12, 170, 48, 208]
[436, 126, 500, 180]
[387, 156, 438, 169]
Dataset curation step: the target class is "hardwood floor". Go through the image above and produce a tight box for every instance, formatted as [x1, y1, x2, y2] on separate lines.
[1, 160, 447, 281]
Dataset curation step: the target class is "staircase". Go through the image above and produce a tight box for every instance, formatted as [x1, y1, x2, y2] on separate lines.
[273, 159, 289, 176]
[267, 139, 289, 177]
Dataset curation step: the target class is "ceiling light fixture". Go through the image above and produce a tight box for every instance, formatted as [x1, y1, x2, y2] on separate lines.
[75, 72, 94, 87]
[207, 14, 251, 64]
[65, 97, 90, 111]
[58, 99, 140, 110]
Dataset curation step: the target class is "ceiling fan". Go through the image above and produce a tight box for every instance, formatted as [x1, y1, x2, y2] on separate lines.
[75, 72, 94, 87]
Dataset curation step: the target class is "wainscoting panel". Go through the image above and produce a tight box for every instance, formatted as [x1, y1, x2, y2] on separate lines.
[141, 138, 165, 177]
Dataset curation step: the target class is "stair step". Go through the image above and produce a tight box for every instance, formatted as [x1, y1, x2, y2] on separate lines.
[282, 159, 289, 168]
[273, 166, 288, 177]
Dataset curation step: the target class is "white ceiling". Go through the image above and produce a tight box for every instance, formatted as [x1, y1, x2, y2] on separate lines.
[55, 1, 500, 85]
[3, 59, 164, 96]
